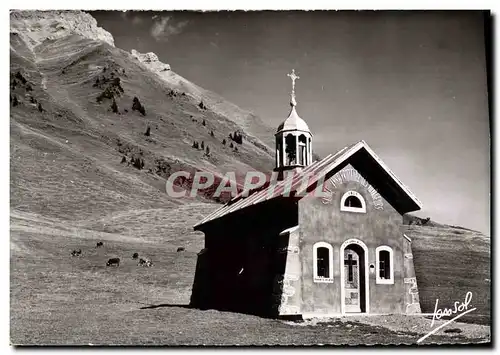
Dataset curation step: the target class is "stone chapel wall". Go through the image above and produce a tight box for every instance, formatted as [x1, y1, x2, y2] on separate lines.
[298, 165, 406, 315]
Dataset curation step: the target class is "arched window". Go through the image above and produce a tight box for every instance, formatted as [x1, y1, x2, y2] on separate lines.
[298, 134, 307, 165]
[285, 134, 296, 165]
[376, 246, 394, 284]
[313, 242, 334, 283]
[340, 191, 366, 213]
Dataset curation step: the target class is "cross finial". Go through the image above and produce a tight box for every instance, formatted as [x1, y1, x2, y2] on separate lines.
[287, 69, 300, 106]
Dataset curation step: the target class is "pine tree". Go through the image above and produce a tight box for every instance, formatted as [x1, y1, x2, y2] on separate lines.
[222, 139, 226, 145]
[206, 145, 210, 155]
[192, 141, 197, 148]
[144, 126, 151, 136]
[38, 102, 43, 112]
[138, 105, 146, 116]
[12, 95, 19, 107]
[111, 99, 118, 113]
[210, 130, 214, 137]
[203, 119, 206, 126]
[132, 97, 141, 111]
[121, 156, 126, 164]
[201, 141, 205, 150]
[229, 142, 233, 149]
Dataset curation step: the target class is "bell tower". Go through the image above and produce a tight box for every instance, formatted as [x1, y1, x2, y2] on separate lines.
[275, 69, 313, 179]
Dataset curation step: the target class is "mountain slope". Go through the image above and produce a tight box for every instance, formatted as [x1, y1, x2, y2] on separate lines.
[10, 10, 276, 223]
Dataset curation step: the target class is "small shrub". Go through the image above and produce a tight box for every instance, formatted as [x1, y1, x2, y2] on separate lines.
[12, 95, 19, 107]
[30, 96, 36, 104]
[25, 83, 33, 92]
[229, 142, 233, 149]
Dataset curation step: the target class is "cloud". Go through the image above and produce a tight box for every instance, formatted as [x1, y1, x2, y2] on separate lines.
[150, 16, 189, 42]
[131, 16, 142, 25]
[120, 11, 143, 26]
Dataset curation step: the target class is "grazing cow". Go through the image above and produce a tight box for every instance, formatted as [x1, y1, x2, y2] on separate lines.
[96, 242, 104, 248]
[106, 257, 120, 267]
[132, 252, 139, 259]
[71, 249, 82, 257]
[177, 247, 185, 252]
[138, 257, 153, 267]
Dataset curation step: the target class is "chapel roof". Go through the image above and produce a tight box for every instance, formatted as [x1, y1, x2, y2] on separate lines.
[194, 140, 422, 231]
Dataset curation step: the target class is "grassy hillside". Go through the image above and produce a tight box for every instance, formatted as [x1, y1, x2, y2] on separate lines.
[11, 210, 490, 345]
[406, 225, 490, 325]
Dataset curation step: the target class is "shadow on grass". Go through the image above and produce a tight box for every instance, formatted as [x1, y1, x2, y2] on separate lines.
[140, 303, 192, 310]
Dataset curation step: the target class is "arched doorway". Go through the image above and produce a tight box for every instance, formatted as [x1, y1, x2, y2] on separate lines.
[340, 239, 369, 314]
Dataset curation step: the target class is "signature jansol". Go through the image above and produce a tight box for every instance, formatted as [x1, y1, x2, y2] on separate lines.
[417, 291, 476, 343]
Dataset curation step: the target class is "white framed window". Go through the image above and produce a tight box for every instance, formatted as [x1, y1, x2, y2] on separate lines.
[313, 242, 334, 283]
[340, 191, 366, 213]
[376, 246, 394, 284]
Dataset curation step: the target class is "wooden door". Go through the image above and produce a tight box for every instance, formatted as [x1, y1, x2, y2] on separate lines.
[344, 248, 361, 313]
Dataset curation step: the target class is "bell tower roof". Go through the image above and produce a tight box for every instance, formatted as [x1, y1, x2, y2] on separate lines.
[277, 106, 310, 133]
[276, 69, 311, 135]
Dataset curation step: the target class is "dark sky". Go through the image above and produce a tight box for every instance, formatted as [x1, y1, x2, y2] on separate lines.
[91, 10, 490, 234]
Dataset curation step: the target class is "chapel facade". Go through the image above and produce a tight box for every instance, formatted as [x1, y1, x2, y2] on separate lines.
[190, 70, 422, 318]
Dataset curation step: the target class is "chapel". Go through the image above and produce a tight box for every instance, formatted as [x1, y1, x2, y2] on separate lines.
[190, 70, 422, 318]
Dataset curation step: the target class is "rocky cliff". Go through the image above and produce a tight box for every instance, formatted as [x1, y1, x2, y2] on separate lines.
[10, 10, 115, 49]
